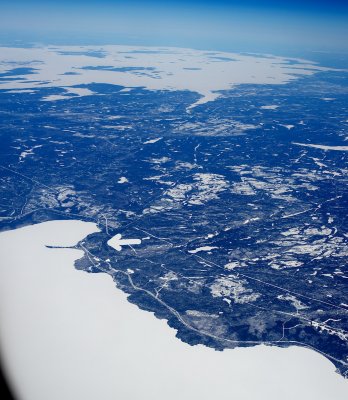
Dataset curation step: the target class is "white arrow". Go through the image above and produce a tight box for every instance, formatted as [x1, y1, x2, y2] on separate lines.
[107, 233, 142, 251]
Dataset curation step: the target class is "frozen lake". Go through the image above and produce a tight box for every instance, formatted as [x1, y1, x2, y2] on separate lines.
[0, 220, 347, 400]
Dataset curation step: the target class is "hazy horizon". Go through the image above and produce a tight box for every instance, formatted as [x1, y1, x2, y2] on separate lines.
[0, 0, 347, 59]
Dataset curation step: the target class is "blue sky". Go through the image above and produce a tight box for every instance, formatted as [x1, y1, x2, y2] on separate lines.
[0, 1, 347, 55]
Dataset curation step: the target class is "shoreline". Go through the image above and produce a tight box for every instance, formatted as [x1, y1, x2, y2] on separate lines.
[0, 220, 347, 400]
